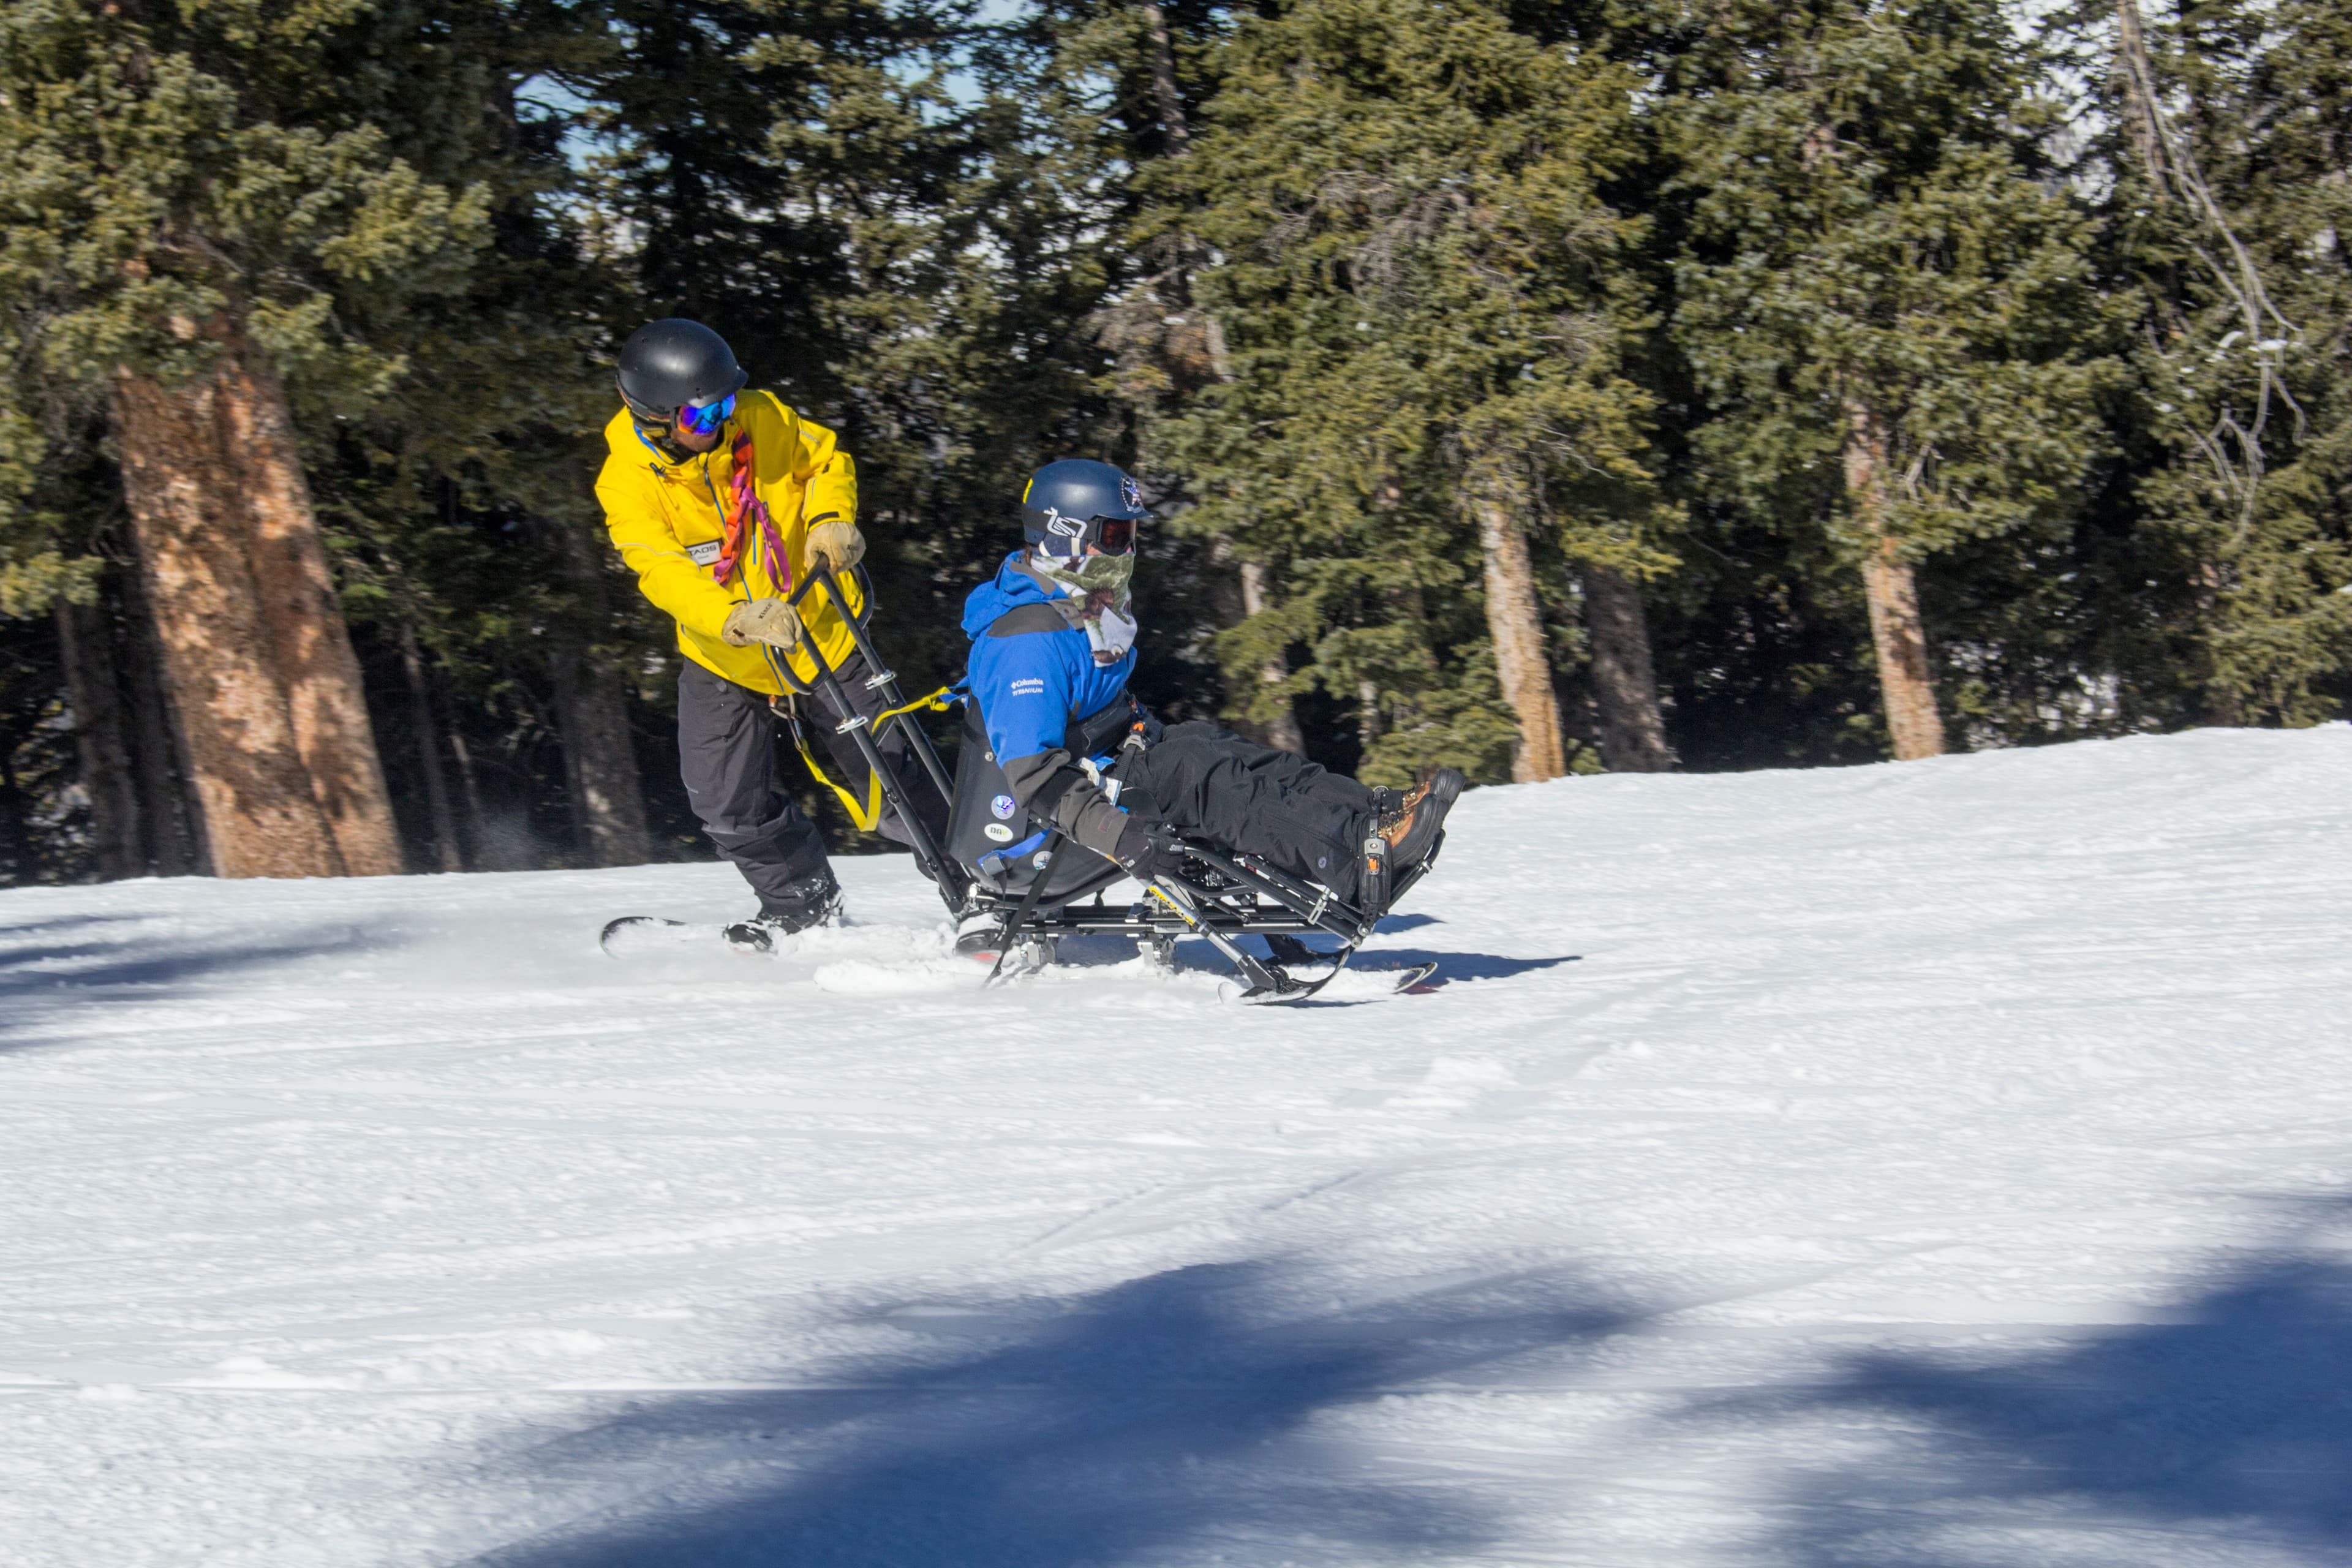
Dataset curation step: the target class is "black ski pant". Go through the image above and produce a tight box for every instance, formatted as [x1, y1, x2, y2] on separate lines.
[1115, 722, 1381, 903]
[677, 652, 948, 910]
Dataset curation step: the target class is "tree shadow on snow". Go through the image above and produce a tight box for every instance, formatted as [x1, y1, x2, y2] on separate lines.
[478, 1258, 1646, 1567]
[0, 914, 380, 1044]
[0, 912, 135, 942]
[1735, 1197, 2352, 1566]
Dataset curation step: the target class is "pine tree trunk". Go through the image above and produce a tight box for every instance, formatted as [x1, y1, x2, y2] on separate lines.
[214, 346, 404, 874]
[1473, 489, 1568, 781]
[448, 726, 493, 864]
[1841, 399, 1944, 760]
[1582, 564, 1676, 772]
[548, 637, 651, 867]
[543, 518, 650, 867]
[1237, 559, 1305, 755]
[54, 595, 145, 880]
[117, 565, 202, 876]
[395, 620, 463, 873]
[112, 369, 346, 879]
[2114, 0, 2170, 193]
[1140, 1, 1190, 151]
[0, 743, 34, 884]
[1204, 539, 1305, 753]
[2192, 561, 2243, 725]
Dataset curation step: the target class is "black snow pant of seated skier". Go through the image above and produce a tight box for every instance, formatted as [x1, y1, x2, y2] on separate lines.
[1114, 721, 1383, 906]
[677, 654, 948, 912]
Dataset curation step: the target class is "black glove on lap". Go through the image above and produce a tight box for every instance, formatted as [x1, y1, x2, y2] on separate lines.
[1114, 818, 1184, 882]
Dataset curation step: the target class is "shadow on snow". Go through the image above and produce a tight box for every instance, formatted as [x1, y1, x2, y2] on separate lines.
[478, 1258, 1645, 1567]
[1735, 1198, 2352, 1566]
[462, 1207, 2352, 1564]
[1006, 927, 1577, 997]
[0, 912, 379, 1043]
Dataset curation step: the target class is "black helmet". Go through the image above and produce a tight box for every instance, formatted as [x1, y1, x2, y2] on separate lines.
[1020, 459, 1149, 557]
[616, 318, 747, 426]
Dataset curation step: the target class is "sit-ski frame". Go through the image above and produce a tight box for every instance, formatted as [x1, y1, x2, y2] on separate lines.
[776, 565, 1425, 1001]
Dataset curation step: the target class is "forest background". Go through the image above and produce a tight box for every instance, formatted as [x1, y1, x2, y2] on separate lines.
[0, 0, 2345, 884]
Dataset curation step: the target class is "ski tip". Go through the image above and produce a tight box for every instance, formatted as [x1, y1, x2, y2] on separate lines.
[1393, 961, 1441, 994]
[598, 916, 699, 958]
[598, 914, 660, 956]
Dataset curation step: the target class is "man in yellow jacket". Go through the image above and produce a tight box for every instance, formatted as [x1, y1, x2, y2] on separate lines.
[596, 318, 942, 942]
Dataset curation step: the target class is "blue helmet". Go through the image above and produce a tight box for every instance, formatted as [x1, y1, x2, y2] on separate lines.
[1020, 459, 1149, 559]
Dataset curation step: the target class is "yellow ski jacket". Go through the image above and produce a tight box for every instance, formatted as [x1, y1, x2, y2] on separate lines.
[594, 390, 864, 696]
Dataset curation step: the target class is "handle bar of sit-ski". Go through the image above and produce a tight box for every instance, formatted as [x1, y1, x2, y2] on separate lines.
[764, 563, 871, 696]
[766, 565, 963, 895]
[794, 565, 961, 812]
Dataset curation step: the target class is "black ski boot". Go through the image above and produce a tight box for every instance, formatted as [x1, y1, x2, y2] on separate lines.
[1377, 767, 1464, 870]
[951, 895, 1003, 958]
[953, 912, 1004, 959]
[723, 871, 843, 954]
[1357, 767, 1464, 919]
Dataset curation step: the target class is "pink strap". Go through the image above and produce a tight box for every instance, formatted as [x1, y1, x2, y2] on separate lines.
[709, 425, 792, 595]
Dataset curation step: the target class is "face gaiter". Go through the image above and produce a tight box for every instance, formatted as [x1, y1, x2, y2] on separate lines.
[1031, 550, 1138, 665]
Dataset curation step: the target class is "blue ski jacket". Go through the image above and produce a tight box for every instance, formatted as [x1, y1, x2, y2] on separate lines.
[962, 551, 1140, 858]
[962, 552, 1136, 763]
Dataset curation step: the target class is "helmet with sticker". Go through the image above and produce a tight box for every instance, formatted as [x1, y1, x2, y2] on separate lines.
[1019, 459, 1148, 559]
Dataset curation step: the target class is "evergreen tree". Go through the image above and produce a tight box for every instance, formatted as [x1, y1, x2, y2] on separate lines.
[296, 0, 661, 871]
[0, 0, 494, 875]
[2087, 0, 2352, 726]
[2, 0, 2342, 889]
[1152, 0, 1671, 783]
[1667, 0, 2114, 760]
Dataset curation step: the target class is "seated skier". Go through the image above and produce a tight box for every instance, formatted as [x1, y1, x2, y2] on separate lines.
[960, 458, 1462, 935]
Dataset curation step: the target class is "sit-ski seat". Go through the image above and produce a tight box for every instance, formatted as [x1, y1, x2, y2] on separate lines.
[943, 699, 1129, 910]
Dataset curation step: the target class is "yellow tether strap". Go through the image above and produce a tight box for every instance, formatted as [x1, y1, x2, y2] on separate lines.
[789, 684, 957, 832]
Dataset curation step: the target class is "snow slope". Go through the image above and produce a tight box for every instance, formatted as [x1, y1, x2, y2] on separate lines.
[5, 726, 2352, 1567]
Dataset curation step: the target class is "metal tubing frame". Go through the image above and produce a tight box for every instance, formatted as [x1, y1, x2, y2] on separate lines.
[1181, 845, 1371, 943]
[981, 823, 1070, 986]
[781, 576, 1401, 994]
[1141, 870, 1288, 993]
[770, 564, 967, 901]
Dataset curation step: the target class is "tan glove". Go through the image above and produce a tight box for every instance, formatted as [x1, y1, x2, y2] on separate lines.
[805, 518, 865, 575]
[721, 598, 803, 649]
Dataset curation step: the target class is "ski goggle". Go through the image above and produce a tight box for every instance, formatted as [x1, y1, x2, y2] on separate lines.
[676, 393, 737, 437]
[1041, 513, 1140, 559]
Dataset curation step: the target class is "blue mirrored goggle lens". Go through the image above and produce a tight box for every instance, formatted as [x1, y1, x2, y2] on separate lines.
[677, 393, 736, 436]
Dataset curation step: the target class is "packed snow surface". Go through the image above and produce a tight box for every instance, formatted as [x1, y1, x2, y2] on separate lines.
[7, 726, 2352, 1567]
